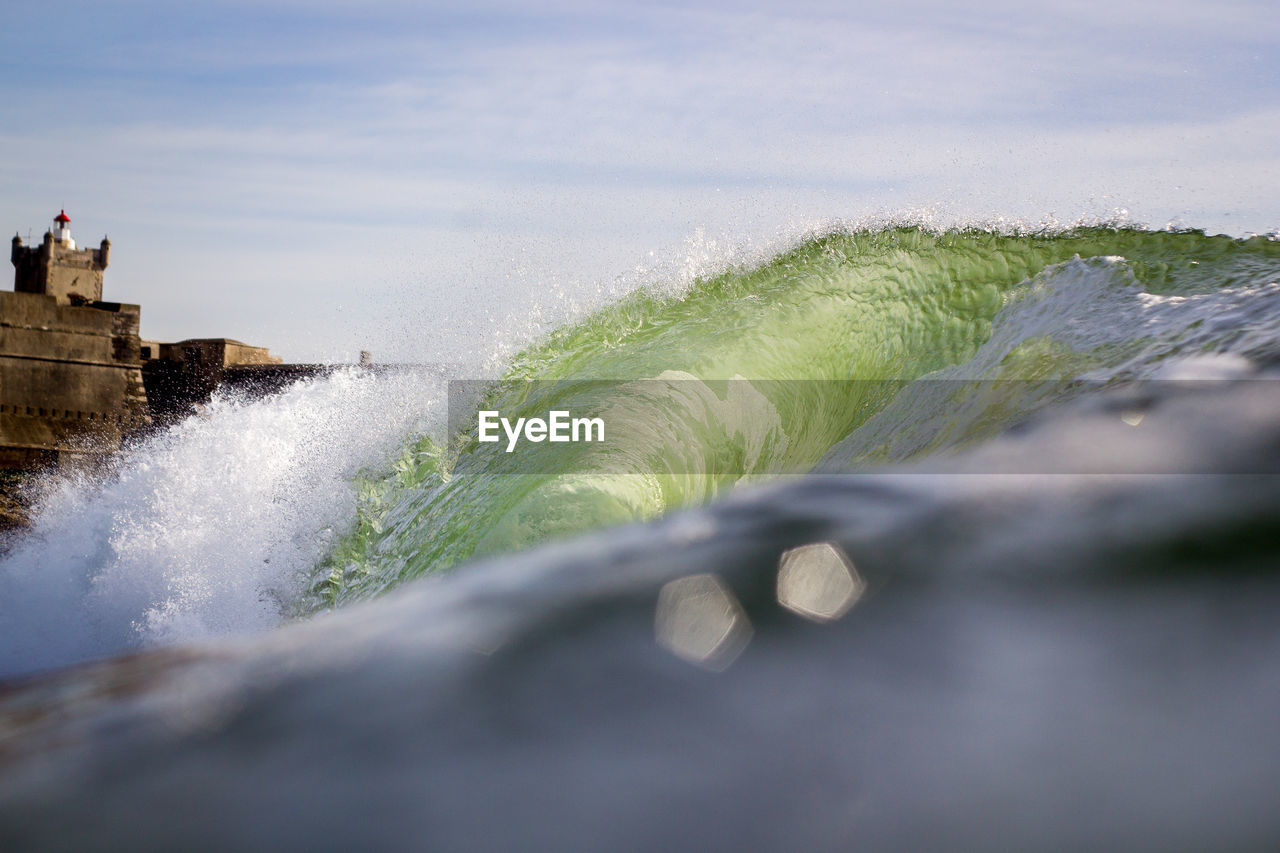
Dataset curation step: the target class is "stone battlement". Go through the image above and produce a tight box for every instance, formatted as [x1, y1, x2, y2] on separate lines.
[1, 212, 291, 471]
[0, 287, 149, 468]
[12, 228, 110, 305]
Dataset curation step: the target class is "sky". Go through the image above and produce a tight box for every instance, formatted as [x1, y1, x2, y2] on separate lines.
[2, 0, 1277, 362]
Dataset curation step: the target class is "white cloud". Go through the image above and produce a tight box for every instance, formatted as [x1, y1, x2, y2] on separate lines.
[1, 1, 1277, 360]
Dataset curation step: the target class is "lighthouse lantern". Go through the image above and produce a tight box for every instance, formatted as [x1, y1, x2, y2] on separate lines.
[53, 210, 74, 248]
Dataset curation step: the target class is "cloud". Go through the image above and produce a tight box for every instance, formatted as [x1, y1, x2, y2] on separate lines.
[1, 1, 1277, 360]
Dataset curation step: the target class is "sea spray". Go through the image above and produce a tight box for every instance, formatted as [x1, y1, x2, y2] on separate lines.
[0, 369, 443, 677]
[2, 224, 1278, 675]
[311, 227, 1280, 605]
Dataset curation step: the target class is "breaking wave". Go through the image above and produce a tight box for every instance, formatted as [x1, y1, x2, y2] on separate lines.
[2, 223, 1279, 676]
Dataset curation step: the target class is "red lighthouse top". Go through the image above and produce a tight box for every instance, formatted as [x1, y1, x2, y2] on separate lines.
[54, 210, 70, 223]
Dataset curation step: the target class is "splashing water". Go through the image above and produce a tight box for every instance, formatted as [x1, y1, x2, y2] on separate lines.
[0, 369, 442, 676]
[2, 223, 1279, 677]
[311, 226, 1280, 604]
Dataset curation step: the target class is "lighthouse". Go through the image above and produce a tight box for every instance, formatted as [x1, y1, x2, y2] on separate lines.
[10, 210, 110, 304]
[53, 210, 74, 248]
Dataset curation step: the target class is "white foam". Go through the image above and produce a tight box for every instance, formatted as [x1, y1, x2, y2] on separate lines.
[0, 369, 442, 678]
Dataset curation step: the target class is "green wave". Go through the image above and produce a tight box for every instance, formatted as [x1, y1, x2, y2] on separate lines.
[305, 226, 1280, 608]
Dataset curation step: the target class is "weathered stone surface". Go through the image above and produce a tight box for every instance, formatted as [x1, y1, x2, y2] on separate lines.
[11, 231, 109, 305]
[0, 291, 149, 464]
[4, 220, 148, 468]
[140, 338, 306, 426]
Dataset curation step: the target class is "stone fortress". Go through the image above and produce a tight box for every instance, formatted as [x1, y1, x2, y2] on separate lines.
[4, 211, 325, 471]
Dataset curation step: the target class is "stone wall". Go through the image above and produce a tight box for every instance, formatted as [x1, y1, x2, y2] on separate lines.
[150, 338, 282, 369]
[0, 291, 149, 466]
[140, 339, 294, 426]
[11, 234, 108, 304]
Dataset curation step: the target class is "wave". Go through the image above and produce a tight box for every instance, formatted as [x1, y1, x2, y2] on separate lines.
[311, 226, 1280, 605]
[2, 223, 1277, 675]
[2, 222, 1279, 847]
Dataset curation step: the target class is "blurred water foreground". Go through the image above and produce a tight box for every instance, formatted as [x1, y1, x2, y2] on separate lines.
[1, 376, 1279, 851]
